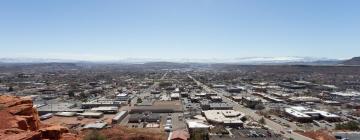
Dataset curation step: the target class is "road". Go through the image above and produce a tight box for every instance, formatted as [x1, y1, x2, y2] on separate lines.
[188, 74, 313, 140]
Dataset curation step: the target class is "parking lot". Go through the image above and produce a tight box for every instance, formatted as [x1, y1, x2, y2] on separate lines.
[210, 128, 283, 140]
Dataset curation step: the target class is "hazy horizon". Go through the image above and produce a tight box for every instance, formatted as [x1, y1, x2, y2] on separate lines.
[1, 0, 360, 60]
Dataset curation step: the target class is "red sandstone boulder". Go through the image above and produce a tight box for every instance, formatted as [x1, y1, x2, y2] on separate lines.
[0, 95, 79, 140]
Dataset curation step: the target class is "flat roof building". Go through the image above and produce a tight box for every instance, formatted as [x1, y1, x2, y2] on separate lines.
[91, 106, 118, 114]
[116, 93, 130, 101]
[202, 110, 244, 127]
[210, 96, 222, 102]
[170, 93, 180, 100]
[288, 96, 321, 103]
[81, 99, 123, 109]
[79, 112, 104, 118]
[83, 122, 107, 129]
[112, 111, 128, 124]
[285, 106, 340, 122]
[242, 97, 262, 109]
[37, 103, 84, 115]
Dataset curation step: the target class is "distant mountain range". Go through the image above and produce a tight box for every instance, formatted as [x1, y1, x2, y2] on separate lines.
[341, 57, 360, 65]
[0, 56, 358, 65]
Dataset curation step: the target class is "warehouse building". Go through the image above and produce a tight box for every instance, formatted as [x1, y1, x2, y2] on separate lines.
[112, 111, 128, 124]
[91, 106, 119, 114]
[83, 122, 107, 129]
[79, 112, 104, 118]
[81, 99, 123, 109]
[37, 103, 84, 115]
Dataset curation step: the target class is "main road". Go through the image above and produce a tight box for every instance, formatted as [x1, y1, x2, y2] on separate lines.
[188, 74, 313, 140]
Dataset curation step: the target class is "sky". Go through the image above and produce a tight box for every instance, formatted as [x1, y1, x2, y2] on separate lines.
[0, 0, 359, 61]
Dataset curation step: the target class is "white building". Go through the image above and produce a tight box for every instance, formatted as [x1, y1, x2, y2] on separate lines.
[285, 106, 340, 122]
[170, 93, 180, 100]
[116, 93, 129, 101]
[202, 110, 244, 126]
[91, 106, 119, 114]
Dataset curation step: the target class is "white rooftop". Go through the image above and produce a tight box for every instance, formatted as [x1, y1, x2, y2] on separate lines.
[286, 106, 340, 119]
[116, 93, 128, 97]
[330, 91, 360, 97]
[170, 93, 180, 98]
[285, 108, 311, 118]
[203, 110, 244, 124]
[83, 123, 107, 129]
[186, 120, 210, 129]
[91, 106, 118, 111]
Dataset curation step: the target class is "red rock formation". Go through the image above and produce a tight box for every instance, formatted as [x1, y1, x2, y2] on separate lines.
[98, 126, 167, 140]
[0, 95, 79, 140]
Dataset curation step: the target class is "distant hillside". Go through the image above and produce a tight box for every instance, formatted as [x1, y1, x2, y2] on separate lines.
[342, 57, 360, 65]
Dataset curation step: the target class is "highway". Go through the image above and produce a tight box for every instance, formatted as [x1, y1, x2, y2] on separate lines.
[188, 74, 313, 140]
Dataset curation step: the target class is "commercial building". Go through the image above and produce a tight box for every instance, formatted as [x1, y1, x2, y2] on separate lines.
[130, 106, 181, 113]
[201, 101, 233, 110]
[170, 93, 180, 100]
[279, 82, 306, 89]
[186, 120, 210, 138]
[79, 112, 104, 118]
[90, 106, 119, 114]
[210, 96, 222, 102]
[212, 84, 226, 89]
[242, 97, 262, 109]
[284, 106, 340, 122]
[55, 112, 77, 117]
[209, 103, 233, 110]
[253, 92, 284, 103]
[288, 96, 321, 103]
[116, 93, 130, 101]
[227, 86, 245, 93]
[202, 110, 244, 127]
[37, 103, 84, 115]
[83, 122, 107, 129]
[112, 111, 128, 124]
[81, 99, 123, 109]
[329, 91, 360, 98]
[231, 96, 242, 102]
[195, 93, 207, 97]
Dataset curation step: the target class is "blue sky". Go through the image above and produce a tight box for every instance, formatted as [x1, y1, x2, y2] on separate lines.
[0, 0, 359, 60]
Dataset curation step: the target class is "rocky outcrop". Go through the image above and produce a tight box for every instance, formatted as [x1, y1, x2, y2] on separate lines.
[97, 126, 167, 140]
[0, 95, 79, 140]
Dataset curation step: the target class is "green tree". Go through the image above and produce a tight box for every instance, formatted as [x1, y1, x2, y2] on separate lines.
[68, 91, 75, 97]
[259, 117, 266, 125]
[8, 86, 14, 92]
[137, 98, 143, 104]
